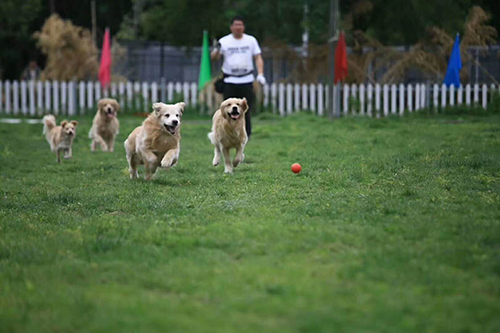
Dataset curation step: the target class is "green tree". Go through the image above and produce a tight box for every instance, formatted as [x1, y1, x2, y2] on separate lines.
[0, 0, 42, 80]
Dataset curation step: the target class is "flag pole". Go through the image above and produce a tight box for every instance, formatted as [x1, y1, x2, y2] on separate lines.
[328, 0, 339, 119]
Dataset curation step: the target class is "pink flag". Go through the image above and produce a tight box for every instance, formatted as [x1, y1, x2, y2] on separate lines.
[99, 28, 112, 89]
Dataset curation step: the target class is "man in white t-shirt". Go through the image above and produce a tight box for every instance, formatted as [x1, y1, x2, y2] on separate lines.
[211, 16, 266, 139]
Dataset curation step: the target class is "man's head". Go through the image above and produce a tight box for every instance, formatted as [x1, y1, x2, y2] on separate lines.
[230, 16, 245, 38]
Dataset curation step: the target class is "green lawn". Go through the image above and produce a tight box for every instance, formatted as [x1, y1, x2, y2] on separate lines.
[1, 109, 500, 332]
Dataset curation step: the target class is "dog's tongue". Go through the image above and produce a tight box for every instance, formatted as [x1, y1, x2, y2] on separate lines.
[230, 114, 239, 119]
[107, 113, 115, 118]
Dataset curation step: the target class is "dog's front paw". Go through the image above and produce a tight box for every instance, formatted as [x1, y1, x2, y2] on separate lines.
[224, 167, 233, 174]
[161, 158, 176, 169]
[213, 156, 220, 166]
[233, 158, 241, 167]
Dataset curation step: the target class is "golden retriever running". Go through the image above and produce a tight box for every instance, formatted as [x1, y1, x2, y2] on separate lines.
[124, 102, 185, 180]
[42, 115, 78, 163]
[89, 98, 120, 152]
[208, 97, 248, 174]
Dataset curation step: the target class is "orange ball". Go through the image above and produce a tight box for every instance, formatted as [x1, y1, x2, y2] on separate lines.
[291, 163, 301, 174]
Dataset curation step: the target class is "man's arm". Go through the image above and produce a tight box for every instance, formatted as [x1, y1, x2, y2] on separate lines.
[254, 54, 264, 75]
[211, 39, 221, 61]
[254, 54, 266, 85]
[211, 48, 221, 61]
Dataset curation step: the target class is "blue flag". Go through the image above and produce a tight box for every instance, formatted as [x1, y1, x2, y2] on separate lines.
[443, 34, 462, 88]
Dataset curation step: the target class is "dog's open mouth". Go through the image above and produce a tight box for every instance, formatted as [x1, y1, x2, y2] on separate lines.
[106, 111, 115, 118]
[229, 112, 240, 120]
[164, 124, 176, 134]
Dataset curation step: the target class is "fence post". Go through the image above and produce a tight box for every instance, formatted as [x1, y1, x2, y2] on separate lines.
[473, 84, 479, 104]
[367, 84, 373, 117]
[142, 82, 149, 110]
[36, 81, 43, 115]
[399, 84, 405, 116]
[390, 84, 396, 115]
[286, 83, 293, 115]
[151, 82, 158, 104]
[318, 83, 324, 116]
[407, 84, 413, 112]
[79, 81, 85, 114]
[457, 85, 463, 105]
[465, 84, 471, 106]
[449, 85, 455, 106]
[263, 83, 269, 109]
[441, 84, 447, 109]
[68, 81, 76, 116]
[87, 81, 93, 109]
[95, 82, 101, 103]
[351, 84, 357, 115]
[61, 81, 67, 114]
[420, 84, 426, 109]
[190, 83, 197, 107]
[432, 84, 438, 111]
[126, 82, 133, 110]
[53, 81, 60, 115]
[0, 81, 3, 113]
[13, 81, 19, 115]
[21, 81, 28, 115]
[29, 80, 35, 116]
[310, 84, 316, 113]
[302, 84, 308, 110]
[167, 82, 173, 102]
[343, 84, 349, 115]
[415, 84, 420, 110]
[44, 81, 51, 114]
[359, 84, 365, 116]
[183, 82, 189, 105]
[111, 82, 117, 98]
[271, 83, 277, 113]
[375, 84, 381, 117]
[294, 83, 300, 111]
[5, 81, 11, 115]
[383, 84, 389, 116]
[278, 83, 285, 116]
[482, 84, 487, 109]
[133, 82, 140, 110]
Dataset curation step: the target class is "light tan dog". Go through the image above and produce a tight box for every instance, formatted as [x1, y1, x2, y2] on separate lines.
[42, 115, 78, 163]
[89, 98, 120, 152]
[208, 97, 249, 174]
[124, 102, 185, 180]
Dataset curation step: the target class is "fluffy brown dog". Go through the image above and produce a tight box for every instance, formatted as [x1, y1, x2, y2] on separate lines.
[89, 98, 120, 152]
[208, 97, 248, 174]
[42, 115, 78, 163]
[124, 102, 185, 180]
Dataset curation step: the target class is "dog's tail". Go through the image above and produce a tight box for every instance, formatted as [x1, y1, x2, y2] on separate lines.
[208, 132, 216, 145]
[42, 115, 56, 135]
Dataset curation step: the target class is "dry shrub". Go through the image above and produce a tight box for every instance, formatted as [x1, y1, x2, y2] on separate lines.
[382, 6, 498, 84]
[33, 14, 98, 81]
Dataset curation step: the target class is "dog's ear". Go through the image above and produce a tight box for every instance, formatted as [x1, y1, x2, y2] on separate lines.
[152, 103, 163, 116]
[219, 100, 229, 119]
[60, 120, 68, 128]
[70, 121, 78, 127]
[112, 99, 120, 112]
[97, 99, 106, 110]
[176, 102, 186, 115]
[241, 98, 249, 113]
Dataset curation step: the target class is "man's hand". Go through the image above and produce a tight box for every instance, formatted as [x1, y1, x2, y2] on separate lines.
[211, 39, 221, 61]
[256, 74, 266, 85]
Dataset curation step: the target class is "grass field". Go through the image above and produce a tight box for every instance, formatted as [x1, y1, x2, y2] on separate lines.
[1, 108, 500, 332]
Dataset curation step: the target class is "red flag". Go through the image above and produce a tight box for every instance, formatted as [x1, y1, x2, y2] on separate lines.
[334, 32, 348, 84]
[98, 28, 112, 89]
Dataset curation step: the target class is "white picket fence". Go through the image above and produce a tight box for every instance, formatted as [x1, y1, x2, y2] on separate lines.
[0, 80, 498, 117]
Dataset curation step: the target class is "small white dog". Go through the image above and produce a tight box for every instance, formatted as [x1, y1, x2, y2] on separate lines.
[42, 115, 78, 163]
[124, 102, 185, 180]
[208, 97, 248, 174]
